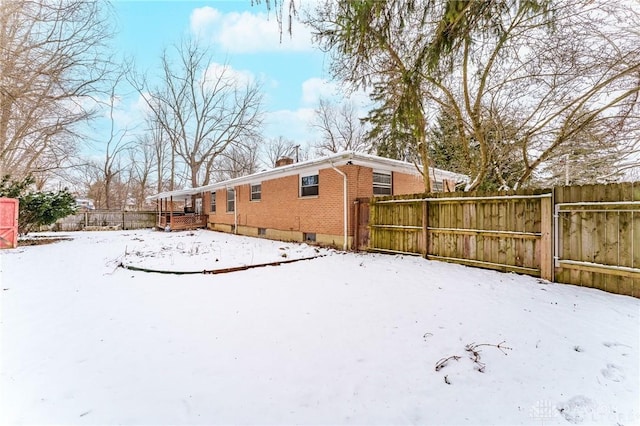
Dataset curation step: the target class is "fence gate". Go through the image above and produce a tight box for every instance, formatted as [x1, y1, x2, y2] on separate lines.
[554, 200, 640, 296]
[0, 198, 19, 249]
[353, 198, 371, 250]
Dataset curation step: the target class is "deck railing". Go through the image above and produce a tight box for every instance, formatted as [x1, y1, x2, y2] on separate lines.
[158, 214, 207, 230]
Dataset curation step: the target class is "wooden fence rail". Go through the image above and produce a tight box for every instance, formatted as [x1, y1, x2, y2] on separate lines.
[368, 183, 640, 297]
[46, 210, 157, 231]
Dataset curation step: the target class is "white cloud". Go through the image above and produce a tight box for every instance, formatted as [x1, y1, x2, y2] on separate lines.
[300, 77, 372, 114]
[204, 62, 256, 88]
[301, 78, 339, 105]
[190, 6, 314, 53]
[189, 6, 221, 31]
[265, 107, 317, 146]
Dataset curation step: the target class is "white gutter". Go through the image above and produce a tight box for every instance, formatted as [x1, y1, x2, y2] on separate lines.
[231, 187, 237, 234]
[330, 164, 348, 251]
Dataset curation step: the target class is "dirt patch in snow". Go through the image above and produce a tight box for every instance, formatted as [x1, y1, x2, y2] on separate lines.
[18, 236, 72, 246]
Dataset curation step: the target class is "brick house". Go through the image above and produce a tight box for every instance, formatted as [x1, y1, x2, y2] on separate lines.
[149, 151, 466, 250]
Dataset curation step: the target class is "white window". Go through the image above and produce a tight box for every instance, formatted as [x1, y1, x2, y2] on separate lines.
[226, 189, 235, 212]
[195, 198, 203, 215]
[250, 184, 261, 201]
[300, 174, 319, 197]
[373, 172, 392, 195]
[210, 192, 216, 213]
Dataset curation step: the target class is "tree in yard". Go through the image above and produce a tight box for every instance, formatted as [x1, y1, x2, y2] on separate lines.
[310, 97, 371, 156]
[95, 73, 133, 210]
[146, 117, 174, 193]
[307, 0, 640, 190]
[127, 136, 157, 210]
[0, 0, 114, 181]
[73, 163, 104, 209]
[76, 161, 131, 211]
[130, 40, 264, 188]
[307, 1, 436, 191]
[424, 0, 640, 189]
[429, 107, 526, 191]
[132, 115, 175, 194]
[0, 175, 76, 234]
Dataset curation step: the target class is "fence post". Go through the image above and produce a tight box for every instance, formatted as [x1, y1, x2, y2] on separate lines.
[84, 211, 88, 229]
[421, 200, 429, 258]
[122, 211, 125, 230]
[540, 196, 554, 281]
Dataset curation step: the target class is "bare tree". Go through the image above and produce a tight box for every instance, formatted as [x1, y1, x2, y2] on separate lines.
[136, 115, 173, 193]
[83, 164, 130, 210]
[127, 137, 156, 210]
[310, 97, 371, 156]
[260, 136, 298, 168]
[93, 74, 133, 209]
[79, 162, 105, 208]
[130, 40, 264, 188]
[536, 122, 629, 187]
[0, 0, 113, 181]
[213, 139, 261, 181]
[426, 0, 640, 189]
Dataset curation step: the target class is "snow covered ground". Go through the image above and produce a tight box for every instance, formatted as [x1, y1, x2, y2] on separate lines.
[1, 229, 638, 425]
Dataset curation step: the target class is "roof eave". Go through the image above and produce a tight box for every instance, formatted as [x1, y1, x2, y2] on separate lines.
[149, 151, 469, 200]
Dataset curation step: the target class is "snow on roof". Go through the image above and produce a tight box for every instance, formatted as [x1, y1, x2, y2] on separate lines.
[148, 151, 469, 200]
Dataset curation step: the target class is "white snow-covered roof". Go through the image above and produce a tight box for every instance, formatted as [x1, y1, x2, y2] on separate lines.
[147, 187, 197, 202]
[148, 151, 468, 200]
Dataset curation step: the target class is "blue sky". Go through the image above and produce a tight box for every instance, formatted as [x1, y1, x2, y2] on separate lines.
[108, 0, 359, 148]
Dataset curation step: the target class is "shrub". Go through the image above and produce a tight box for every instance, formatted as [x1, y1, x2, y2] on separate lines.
[0, 175, 76, 234]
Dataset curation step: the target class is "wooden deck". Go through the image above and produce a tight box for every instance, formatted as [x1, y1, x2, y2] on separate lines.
[158, 213, 207, 231]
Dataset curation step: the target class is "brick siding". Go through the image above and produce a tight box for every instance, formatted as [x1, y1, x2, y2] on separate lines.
[205, 165, 436, 248]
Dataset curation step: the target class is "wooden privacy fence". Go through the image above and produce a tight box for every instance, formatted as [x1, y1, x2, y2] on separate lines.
[368, 183, 640, 297]
[554, 183, 640, 296]
[48, 210, 157, 231]
[369, 190, 553, 280]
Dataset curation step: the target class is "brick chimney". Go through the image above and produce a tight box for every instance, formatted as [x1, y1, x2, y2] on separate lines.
[275, 157, 294, 167]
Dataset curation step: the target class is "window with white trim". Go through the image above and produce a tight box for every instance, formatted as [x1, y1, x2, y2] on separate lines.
[226, 189, 235, 212]
[373, 172, 392, 195]
[250, 184, 261, 201]
[300, 174, 319, 197]
[210, 192, 216, 213]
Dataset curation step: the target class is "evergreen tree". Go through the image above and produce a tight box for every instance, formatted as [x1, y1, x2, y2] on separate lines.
[0, 175, 76, 234]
